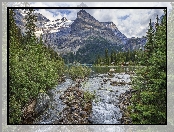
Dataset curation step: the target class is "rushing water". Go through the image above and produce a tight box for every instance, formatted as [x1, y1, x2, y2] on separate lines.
[35, 66, 133, 124]
[34, 79, 74, 124]
[81, 72, 131, 124]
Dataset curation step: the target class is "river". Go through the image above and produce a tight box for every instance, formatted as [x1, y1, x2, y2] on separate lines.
[34, 66, 135, 124]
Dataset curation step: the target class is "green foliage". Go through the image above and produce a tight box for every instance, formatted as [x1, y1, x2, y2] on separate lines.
[24, 9, 37, 44]
[9, 9, 65, 124]
[130, 10, 167, 124]
[94, 49, 142, 66]
[84, 90, 95, 103]
[9, 9, 23, 47]
[68, 65, 91, 80]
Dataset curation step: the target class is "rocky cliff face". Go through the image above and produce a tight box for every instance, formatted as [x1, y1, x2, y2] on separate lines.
[70, 10, 125, 45]
[14, 9, 51, 36]
[44, 9, 128, 55]
[124, 37, 146, 51]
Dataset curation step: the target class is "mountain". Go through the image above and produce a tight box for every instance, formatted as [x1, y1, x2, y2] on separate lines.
[70, 10, 125, 45]
[14, 9, 24, 26]
[125, 37, 146, 51]
[62, 36, 124, 64]
[44, 9, 127, 57]
[13, 9, 147, 64]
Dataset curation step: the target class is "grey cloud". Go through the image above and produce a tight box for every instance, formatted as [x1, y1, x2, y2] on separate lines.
[137, 27, 148, 37]
[37, 8, 166, 38]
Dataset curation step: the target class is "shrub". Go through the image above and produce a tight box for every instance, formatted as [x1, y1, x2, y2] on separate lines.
[9, 9, 65, 124]
[84, 90, 95, 103]
[9, 43, 64, 124]
[68, 65, 91, 80]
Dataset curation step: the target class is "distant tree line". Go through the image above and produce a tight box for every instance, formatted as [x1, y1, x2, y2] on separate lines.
[94, 49, 143, 66]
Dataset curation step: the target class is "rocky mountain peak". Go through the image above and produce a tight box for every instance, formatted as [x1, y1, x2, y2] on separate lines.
[61, 17, 68, 22]
[77, 9, 88, 18]
[101, 22, 118, 30]
[77, 10, 98, 23]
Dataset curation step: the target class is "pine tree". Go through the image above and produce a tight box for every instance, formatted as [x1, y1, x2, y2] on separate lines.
[9, 9, 21, 48]
[105, 49, 109, 65]
[144, 19, 155, 65]
[113, 51, 117, 65]
[130, 10, 167, 124]
[96, 55, 101, 65]
[110, 50, 114, 64]
[24, 9, 37, 44]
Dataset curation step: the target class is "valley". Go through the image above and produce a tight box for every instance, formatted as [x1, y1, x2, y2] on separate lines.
[9, 8, 167, 125]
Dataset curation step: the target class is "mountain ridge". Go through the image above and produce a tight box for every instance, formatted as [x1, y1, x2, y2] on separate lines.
[13, 9, 147, 63]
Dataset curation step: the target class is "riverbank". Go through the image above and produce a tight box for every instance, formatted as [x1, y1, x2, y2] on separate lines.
[118, 88, 138, 124]
[22, 67, 135, 124]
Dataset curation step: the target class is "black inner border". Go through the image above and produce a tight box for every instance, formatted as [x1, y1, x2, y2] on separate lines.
[7, 6, 167, 125]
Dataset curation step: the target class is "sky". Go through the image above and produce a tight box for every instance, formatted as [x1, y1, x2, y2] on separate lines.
[29, 2, 172, 38]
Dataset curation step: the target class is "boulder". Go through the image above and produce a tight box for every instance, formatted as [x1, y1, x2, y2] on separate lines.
[22, 99, 36, 124]
[34, 92, 50, 115]
[79, 111, 87, 118]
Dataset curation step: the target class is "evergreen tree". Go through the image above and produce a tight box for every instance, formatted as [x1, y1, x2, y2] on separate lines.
[110, 50, 114, 64]
[130, 10, 167, 124]
[9, 9, 22, 48]
[144, 19, 155, 65]
[24, 9, 37, 44]
[113, 51, 117, 65]
[105, 49, 109, 65]
[96, 55, 101, 65]
[39, 33, 43, 45]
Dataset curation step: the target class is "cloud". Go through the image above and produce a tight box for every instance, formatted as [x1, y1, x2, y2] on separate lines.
[29, 2, 171, 38]
[84, 9, 165, 38]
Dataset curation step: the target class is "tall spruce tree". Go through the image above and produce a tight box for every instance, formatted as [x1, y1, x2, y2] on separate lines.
[24, 9, 37, 44]
[130, 10, 167, 124]
[144, 19, 155, 65]
[9, 9, 22, 48]
[110, 50, 114, 64]
[105, 49, 109, 65]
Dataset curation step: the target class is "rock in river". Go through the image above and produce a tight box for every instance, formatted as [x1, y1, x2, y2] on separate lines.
[34, 92, 50, 115]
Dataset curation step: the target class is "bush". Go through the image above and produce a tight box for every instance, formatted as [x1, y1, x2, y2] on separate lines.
[68, 65, 91, 80]
[84, 90, 95, 103]
[9, 43, 64, 124]
[9, 9, 65, 124]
